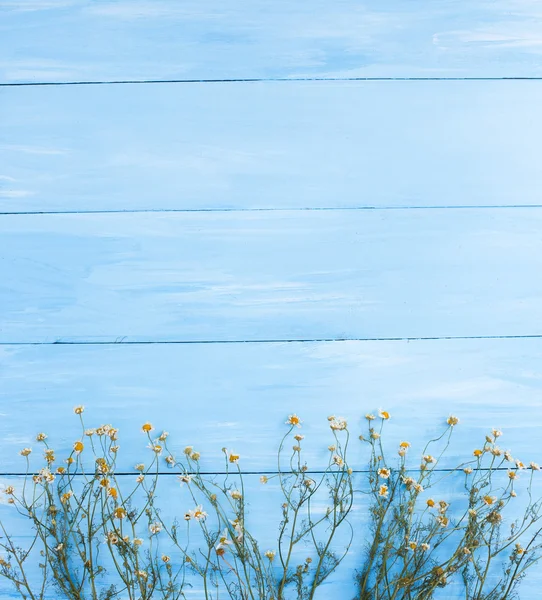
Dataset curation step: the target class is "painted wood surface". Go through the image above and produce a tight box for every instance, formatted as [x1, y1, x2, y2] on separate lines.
[1, 338, 542, 473]
[2, 80, 542, 212]
[2, 2, 542, 597]
[2, 209, 542, 343]
[1, 473, 542, 599]
[2, 0, 542, 84]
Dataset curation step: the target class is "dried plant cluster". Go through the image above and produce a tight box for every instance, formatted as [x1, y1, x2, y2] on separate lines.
[0, 409, 541, 600]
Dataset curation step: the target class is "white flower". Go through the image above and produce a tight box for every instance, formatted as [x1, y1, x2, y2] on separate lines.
[189, 505, 208, 521]
[332, 454, 344, 467]
[230, 490, 242, 500]
[286, 414, 302, 428]
[178, 475, 193, 484]
[216, 529, 233, 551]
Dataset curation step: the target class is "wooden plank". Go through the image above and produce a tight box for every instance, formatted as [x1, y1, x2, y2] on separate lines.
[2, 338, 542, 472]
[2, 209, 542, 343]
[2, 1, 542, 84]
[1, 472, 542, 598]
[2, 81, 542, 212]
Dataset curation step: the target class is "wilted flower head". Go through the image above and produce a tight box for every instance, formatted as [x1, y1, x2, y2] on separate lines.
[333, 454, 344, 467]
[149, 522, 162, 535]
[329, 417, 347, 431]
[436, 515, 449, 528]
[61, 491, 73, 504]
[73, 406, 84, 415]
[447, 415, 459, 426]
[487, 511, 503, 525]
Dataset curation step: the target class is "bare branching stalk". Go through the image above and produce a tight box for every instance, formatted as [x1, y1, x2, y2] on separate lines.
[0, 408, 541, 600]
[356, 413, 542, 600]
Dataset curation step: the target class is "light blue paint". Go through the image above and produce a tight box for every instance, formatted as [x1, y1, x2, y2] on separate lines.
[1, 209, 542, 342]
[2, 81, 542, 212]
[1, 1, 542, 597]
[1, 339, 542, 473]
[1, 1, 542, 83]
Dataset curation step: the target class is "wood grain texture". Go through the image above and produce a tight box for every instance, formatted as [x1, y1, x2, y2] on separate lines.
[1, 338, 542, 472]
[2, 81, 542, 212]
[2, 209, 542, 343]
[2, 0, 542, 83]
[1, 472, 542, 599]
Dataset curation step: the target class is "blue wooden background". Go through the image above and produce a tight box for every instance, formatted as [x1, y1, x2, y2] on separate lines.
[1, 1, 542, 597]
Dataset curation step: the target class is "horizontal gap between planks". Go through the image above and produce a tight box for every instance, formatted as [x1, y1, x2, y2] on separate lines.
[2, 77, 542, 88]
[2, 335, 542, 346]
[0, 468, 516, 477]
[3, 205, 542, 216]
